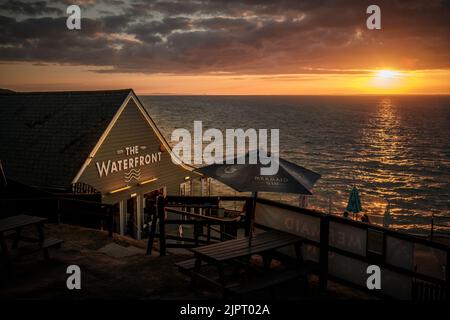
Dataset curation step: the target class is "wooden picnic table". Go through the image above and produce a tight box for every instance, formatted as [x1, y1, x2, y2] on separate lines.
[188, 230, 306, 297]
[0, 214, 63, 273]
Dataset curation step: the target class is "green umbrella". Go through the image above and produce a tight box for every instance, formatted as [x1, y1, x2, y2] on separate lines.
[346, 186, 362, 213]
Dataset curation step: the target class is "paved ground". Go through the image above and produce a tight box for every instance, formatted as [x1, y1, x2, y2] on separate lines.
[0, 224, 375, 300]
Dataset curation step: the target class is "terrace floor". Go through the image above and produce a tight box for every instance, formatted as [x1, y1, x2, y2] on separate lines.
[0, 224, 375, 300]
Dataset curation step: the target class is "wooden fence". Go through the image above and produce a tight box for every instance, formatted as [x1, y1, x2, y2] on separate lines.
[146, 194, 449, 300]
[146, 195, 254, 255]
[0, 196, 114, 237]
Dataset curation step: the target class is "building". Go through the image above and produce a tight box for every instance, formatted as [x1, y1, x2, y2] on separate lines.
[0, 89, 203, 239]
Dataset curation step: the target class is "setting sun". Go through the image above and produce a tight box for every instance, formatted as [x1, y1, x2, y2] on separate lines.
[375, 70, 401, 79]
[368, 69, 406, 92]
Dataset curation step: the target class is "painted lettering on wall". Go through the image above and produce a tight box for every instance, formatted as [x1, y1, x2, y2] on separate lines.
[95, 145, 162, 179]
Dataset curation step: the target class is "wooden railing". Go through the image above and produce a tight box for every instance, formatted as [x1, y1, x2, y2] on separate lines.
[0, 196, 114, 237]
[147, 194, 449, 300]
[254, 197, 450, 300]
[146, 195, 254, 255]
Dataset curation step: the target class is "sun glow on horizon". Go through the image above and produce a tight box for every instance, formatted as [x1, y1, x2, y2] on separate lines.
[375, 70, 401, 79]
[346, 68, 450, 94]
[0, 63, 449, 95]
[366, 69, 407, 93]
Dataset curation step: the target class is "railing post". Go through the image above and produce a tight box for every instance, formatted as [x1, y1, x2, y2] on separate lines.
[446, 249, 450, 300]
[157, 195, 166, 256]
[207, 223, 211, 243]
[56, 199, 62, 224]
[146, 201, 157, 255]
[108, 205, 113, 238]
[244, 198, 253, 236]
[194, 221, 201, 246]
[319, 214, 330, 291]
[430, 214, 434, 241]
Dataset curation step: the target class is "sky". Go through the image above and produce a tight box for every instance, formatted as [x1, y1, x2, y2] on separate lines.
[0, 0, 449, 95]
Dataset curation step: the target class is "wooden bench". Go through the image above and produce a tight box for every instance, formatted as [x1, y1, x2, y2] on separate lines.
[186, 230, 309, 297]
[175, 257, 265, 276]
[10, 238, 64, 261]
[192, 230, 304, 263]
[175, 258, 208, 275]
[0, 215, 63, 272]
[225, 263, 314, 298]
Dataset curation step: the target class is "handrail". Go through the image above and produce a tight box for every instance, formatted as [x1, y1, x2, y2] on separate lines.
[165, 207, 241, 222]
[165, 195, 250, 202]
[256, 197, 450, 251]
[0, 195, 114, 237]
[0, 196, 113, 207]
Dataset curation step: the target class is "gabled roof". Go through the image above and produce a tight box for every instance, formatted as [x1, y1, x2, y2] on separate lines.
[0, 89, 133, 190]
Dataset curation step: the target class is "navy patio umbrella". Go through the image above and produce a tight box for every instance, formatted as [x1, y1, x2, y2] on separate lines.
[195, 152, 321, 195]
[195, 150, 321, 244]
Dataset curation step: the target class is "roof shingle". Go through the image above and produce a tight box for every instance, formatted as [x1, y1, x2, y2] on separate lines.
[0, 89, 132, 190]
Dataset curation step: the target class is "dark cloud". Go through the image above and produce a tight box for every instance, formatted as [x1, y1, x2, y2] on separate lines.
[0, 0, 62, 16]
[0, 16, 101, 44]
[194, 17, 256, 32]
[0, 0, 448, 74]
[102, 14, 131, 32]
[128, 17, 192, 39]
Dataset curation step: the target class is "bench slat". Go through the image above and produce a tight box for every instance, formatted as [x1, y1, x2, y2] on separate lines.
[7, 238, 63, 260]
[195, 231, 290, 254]
[192, 231, 303, 262]
[175, 258, 208, 275]
[226, 266, 310, 296]
[0, 215, 47, 232]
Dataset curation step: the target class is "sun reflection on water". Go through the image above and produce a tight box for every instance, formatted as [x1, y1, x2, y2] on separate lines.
[144, 95, 450, 234]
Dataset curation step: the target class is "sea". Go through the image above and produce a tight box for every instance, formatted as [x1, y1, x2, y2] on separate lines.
[141, 95, 450, 235]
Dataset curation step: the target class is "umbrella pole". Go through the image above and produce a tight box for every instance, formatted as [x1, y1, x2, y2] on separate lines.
[248, 192, 258, 247]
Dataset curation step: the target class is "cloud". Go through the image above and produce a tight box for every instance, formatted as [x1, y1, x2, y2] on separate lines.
[0, 0, 448, 75]
[128, 17, 192, 40]
[0, 0, 62, 16]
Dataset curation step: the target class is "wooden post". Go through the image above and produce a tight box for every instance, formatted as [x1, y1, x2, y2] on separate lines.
[430, 214, 434, 241]
[0, 232, 12, 274]
[446, 249, 450, 300]
[244, 198, 253, 237]
[157, 195, 166, 256]
[107, 205, 113, 238]
[56, 199, 62, 224]
[319, 214, 329, 291]
[248, 192, 258, 246]
[194, 221, 201, 246]
[136, 195, 142, 240]
[146, 200, 158, 255]
[207, 223, 211, 243]
[119, 200, 125, 235]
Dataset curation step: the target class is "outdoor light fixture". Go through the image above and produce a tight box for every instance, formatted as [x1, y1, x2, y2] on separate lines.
[108, 185, 131, 194]
[130, 193, 137, 198]
[138, 177, 158, 185]
[184, 176, 190, 181]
